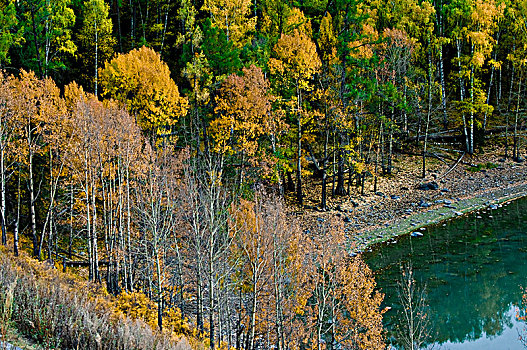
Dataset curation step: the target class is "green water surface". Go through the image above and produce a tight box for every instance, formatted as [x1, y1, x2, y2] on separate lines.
[366, 197, 527, 349]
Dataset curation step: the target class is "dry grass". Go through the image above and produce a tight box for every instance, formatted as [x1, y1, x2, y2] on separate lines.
[0, 249, 192, 350]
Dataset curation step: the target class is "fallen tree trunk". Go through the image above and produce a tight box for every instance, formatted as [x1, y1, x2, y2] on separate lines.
[438, 152, 465, 180]
[61, 257, 110, 267]
[398, 149, 476, 167]
[406, 125, 527, 143]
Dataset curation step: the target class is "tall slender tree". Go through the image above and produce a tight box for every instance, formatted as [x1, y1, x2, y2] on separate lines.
[77, 0, 115, 95]
[269, 26, 321, 205]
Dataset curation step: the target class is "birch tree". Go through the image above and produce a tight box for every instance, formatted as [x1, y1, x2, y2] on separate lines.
[269, 26, 321, 205]
[77, 0, 115, 95]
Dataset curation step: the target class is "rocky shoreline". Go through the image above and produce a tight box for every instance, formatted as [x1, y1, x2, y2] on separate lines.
[352, 179, 527, 253]
[303, 150, 527, 252]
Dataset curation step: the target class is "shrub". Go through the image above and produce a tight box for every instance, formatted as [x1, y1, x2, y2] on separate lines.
[467, 162, 499, 172]
[0, 251, 192, 350]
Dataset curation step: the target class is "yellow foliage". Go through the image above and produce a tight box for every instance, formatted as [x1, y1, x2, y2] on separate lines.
[285, 8, 313, 37]
[202, 0, 256, 48]
[115, 291, 193, 337]
[463, 0, 504, 69]
[99, 46, 188, 135]
[164, 307, 193, 336]
[269, 29, 321, 90]
[318, 13, 338, 63]
[115, 291, 158, 328]
[211, 65, 276, 158]
[6, 70, 65, 165]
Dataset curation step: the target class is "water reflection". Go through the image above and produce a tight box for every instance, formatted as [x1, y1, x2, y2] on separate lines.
[425, 304, 524, 349]
[366, 198, 527, 349]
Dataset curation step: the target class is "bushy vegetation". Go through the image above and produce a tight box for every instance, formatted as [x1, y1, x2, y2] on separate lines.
[0, 249, 193, 350]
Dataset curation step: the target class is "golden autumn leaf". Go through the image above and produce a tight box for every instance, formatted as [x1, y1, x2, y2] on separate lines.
[99, 46, 188, 136]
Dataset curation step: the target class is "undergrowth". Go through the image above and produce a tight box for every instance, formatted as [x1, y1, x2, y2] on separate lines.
[0, 248, 193, 350]
[467, 162, 499, 172]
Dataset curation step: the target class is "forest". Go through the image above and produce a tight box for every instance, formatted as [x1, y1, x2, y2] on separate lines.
[0, 0, 526, 348]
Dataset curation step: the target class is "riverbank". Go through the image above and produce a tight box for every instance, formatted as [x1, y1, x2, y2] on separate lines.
[302, 147, 527, 252]
[353, 179, 527, 252]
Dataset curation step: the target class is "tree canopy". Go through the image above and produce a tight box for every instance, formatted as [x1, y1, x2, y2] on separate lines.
[99, 46, 188, 137]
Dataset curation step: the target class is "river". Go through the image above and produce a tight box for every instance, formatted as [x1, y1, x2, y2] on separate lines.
[366, 197, 527, 349]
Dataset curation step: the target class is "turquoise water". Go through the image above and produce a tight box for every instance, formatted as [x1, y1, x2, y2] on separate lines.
[366, 198, 527, 349]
